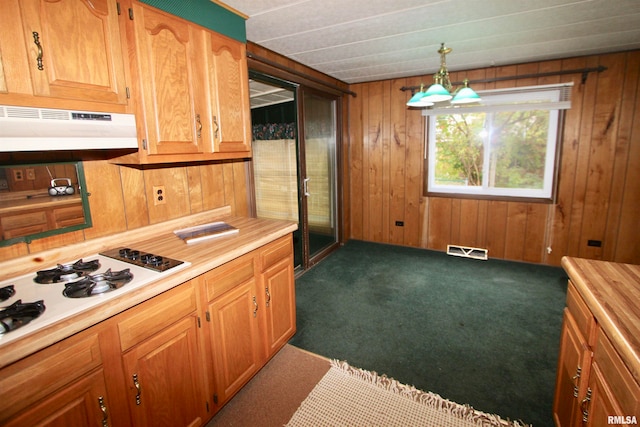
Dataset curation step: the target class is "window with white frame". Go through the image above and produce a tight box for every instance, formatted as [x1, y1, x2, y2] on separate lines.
[424, 83, 572, 201]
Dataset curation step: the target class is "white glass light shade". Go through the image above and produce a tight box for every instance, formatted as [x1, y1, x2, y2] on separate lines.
[407, 91, 425, 107]
[407, 92, 434, 107]
[451, 86, 481, 104]
[422, 83, 452, 103]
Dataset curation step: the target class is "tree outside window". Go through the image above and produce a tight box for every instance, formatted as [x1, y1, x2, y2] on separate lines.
[425, 84, 570, 201]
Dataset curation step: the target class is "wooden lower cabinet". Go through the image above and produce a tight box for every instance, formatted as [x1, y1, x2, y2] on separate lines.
[0, 330, 108, 426]
[1, 210, 48, 239]
[0, 201, 84, 240]
[207, 277, 263, 406]
[553, 281, 640, 426]
[116, 280, 208, 427]
[202, 234, 296, 411]
[0, 234, 296, 426]
[122, 315, 207, 427]
[4, 369, 110, 427]
[553, 309, 592, 427]
[261, 248, 296, 357]
[582, 330, 640, 426]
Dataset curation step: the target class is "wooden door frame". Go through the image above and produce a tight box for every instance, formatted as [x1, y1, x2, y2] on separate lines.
[246, 70, 344, 273]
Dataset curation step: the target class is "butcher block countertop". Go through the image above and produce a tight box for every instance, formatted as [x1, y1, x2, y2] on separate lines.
[562, 256, 640, 384]
[0, 206, 297, 368]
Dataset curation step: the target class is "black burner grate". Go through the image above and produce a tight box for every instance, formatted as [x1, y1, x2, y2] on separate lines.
[0, 299, 46, 334]
[35, 259, 101, 284]
[63, 268, 133, 298]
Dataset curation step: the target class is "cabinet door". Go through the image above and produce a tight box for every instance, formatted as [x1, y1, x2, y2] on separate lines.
[0, 24, 9, 94]
[208, 278, 262, 406]
[18, 0, 128, 105]
[583, 363, 621, 427]
[130, 2, 209, 156]
[208, 31, 251, 154]
[584, 330, 640, 426]
[122, 315, 207, 427]
[553, 309, 592, 427]
[262, 256, 296, 357]
[0, 331, 104, 424]
[5, 369, 110, 427]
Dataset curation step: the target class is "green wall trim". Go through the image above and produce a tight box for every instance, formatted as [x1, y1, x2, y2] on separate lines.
[139, 0, 246, 43]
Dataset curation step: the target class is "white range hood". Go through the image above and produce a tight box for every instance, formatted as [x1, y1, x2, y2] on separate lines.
[0, 105, 139, 151]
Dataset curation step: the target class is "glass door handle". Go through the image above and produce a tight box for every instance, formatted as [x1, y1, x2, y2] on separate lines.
[303, 178, 310, 197]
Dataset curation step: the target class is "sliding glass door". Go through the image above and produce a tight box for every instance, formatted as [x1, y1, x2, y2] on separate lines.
[301, 90, 338, 262]
[249, 73, 339, 271]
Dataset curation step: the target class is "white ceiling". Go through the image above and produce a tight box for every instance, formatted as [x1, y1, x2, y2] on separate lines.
[223, 0, 640, 85]
[249, 80, 294, 108]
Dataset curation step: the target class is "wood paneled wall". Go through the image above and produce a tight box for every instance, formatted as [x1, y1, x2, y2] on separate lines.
[0, 158, 249, 260]
[4, 47, 636, 267]
[348, 50, 640, 265]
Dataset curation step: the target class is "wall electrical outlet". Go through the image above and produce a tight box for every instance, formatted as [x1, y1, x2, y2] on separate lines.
[152, 185, 166, 205]
[12, 169, 23, 181]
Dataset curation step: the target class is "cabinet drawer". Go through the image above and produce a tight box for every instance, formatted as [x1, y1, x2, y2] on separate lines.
[1, 211, 47, 229]
[259, 235, 292, 271]
[0, 331, 102, 423]
[204, 253, 255, 301]
[566, 280, 596, 345]
[2, 222, 48, 239]
[53, 204, 85, 227]
[118, 281, 197, 351]
[1, 211, 48, 238]
[593, 329, 640, 415]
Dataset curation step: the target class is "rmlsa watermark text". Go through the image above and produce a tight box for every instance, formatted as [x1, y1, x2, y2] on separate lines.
[608, 415, 638, 425]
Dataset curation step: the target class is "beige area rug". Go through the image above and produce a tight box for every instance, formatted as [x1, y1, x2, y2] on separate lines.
[286, 360, 530, 427]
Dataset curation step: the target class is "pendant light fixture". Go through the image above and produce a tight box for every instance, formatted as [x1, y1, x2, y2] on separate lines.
[407, 43, 481, 108]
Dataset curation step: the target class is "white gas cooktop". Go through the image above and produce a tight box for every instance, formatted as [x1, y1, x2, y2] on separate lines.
[0, 251, 190, 347]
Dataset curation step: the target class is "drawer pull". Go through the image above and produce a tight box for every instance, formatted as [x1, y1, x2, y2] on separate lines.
[253, 296, 258, 317]
[572, 366, 581, 398]
[133, 373, 141, 405]
[265, 286, 271, 307]
[98, 396, 108, 427]
[581, 387, 592, 423]
[32, 32, 44, 70]
[196, 114, 203, 138]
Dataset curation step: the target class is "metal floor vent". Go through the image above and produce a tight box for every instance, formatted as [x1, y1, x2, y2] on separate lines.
[447, 245, 488, 260]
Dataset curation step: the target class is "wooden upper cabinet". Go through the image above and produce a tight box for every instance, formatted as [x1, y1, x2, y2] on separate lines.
[129, 2, 209, 157]
[0, 50, 7, 94]
[208, 32, 251, 154]
[114, 1, 251, 164]
[16, 0, 129, 107]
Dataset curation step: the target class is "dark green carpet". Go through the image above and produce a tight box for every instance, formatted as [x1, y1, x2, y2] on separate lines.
[289, 240, 568, 427]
